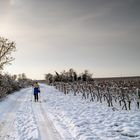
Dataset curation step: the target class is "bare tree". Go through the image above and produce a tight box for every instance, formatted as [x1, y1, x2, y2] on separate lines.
[0, 37, 16, 70]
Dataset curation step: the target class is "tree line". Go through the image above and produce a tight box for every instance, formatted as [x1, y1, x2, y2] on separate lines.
[45, 68, 93, 84]
[0, 36, 32, 99]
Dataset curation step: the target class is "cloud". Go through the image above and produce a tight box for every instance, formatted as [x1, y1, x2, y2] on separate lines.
[1, 0, 140, 79]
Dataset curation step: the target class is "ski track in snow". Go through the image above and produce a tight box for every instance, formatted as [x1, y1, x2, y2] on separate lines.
[0, 87, 61, 140]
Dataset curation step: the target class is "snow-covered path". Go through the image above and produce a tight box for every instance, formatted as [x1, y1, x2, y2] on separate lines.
[0, 87, 61, 140]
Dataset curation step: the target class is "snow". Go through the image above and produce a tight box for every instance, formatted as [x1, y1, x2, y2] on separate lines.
[0, 87, 61, 140]
[0, 84, 140, 140]
[42, 84, 140, 140]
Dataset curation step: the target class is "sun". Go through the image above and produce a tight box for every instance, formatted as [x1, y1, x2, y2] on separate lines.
[10, 0, 21, 6]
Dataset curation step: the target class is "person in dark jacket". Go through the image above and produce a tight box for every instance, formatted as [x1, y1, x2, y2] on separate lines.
[33, 82, 40, 102]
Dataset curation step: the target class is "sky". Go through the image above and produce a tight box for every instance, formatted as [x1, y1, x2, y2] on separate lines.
[0, 0, 140, 80]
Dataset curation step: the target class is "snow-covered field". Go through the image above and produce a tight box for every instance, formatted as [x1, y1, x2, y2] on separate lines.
[0, 84, 140, 140]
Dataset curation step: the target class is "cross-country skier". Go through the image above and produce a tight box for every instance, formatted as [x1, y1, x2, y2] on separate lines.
[33, 82, 40, 102]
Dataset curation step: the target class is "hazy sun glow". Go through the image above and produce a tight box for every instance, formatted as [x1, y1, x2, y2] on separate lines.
[0, 0, 140, 79]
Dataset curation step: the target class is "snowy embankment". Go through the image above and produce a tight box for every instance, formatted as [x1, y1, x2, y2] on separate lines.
[0, 84, 140, 140]
[41, 84, 140, 140]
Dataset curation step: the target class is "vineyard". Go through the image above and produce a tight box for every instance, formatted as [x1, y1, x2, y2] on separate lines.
[51, 78, 140, 111]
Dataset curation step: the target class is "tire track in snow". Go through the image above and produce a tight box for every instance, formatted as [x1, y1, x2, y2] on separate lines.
[0, 87, 62, 140]
[32, 100, 61, 140]
[40, 102, 62, 140]
[15, 89, 40, 140]
[0, 89, 28, 139]
[0, 88, 40, 140]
